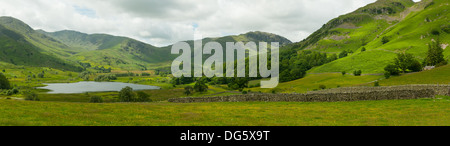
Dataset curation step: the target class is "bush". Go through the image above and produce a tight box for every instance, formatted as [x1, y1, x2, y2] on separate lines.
[0, 73, 11, 90]
[136, 91, 151, 102]
[436, 60, 448, 67]
[341, 71, 346, 76]
[319, 85, 326, 90]
[184, 86, 193, 96]
[90, 96, 103, 103]
[24, 92, 39, 101]
[384, 64, 400, 76]
[431, 29, 440, 36]
[339, 50, 348, 58]
[384, 72, 391, 79]
[381, 36, 389, 44]
[353, 70, 362, 76]
[442, 25, 450, 33]
[361, 47, 366, 52]
[242, 90, 248, 94]
[194, 80, 208, 93]
[374, 81, 380, 87]
[118, 86, 136, 102]
[37, 72, 45, 78]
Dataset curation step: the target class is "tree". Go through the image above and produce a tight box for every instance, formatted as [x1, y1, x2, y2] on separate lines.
[425, 40, 445, 66]
[24, 92, 39, 101]
[339, 50, 348, 58]
[341, 71, 346, 76]
[194, 80, 208, 93]
[384, 64, 400, 76]
[394, 53, 421, 73]
[381, 36, 390, 44]
[118, 86, 135, 102]
[136, 91, 151, 102]
[361, 47, 366, 52]
[384, 72, 391, 79]
[90, 96, 103, 103]
[0, 73, 11, 89]
[374, 81, 380, 87]
[184, 86, 193, 96]
[319, 85, 326, 90]
[353, 70, 362, 76]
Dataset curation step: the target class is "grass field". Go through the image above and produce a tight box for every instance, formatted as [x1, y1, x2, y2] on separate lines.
[379, 64, 450, 86]
[1, 96, 449, 126]
[250, 73, 382, 93]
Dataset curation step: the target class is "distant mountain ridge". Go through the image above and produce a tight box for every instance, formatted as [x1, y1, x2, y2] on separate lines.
[0, 16, 292, 71]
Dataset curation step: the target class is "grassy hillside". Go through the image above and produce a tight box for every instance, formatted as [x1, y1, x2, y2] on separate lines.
[1, 97, 449, 126]
[0, 22, 83, 72]
[284, 0, 449, 74]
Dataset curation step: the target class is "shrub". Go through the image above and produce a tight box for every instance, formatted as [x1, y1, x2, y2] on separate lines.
[384, 72, 391, 79]
[436, 60, 448, 67]
[394, 53, 421, 73]
[37, 72, 45, 78]
[384, 64, 400, 76]
[353, 70, 362, 76]
[24, 92, 39, 101]
[184, 86, 193, 96]
[90, 96, 103, 103]
[136, 91, 151, 102]
[118, 86, 136, 102]
[194, 80, 208, 93]
[381, 36, 389, 44]
[319, 85, 326, 90]
[361, 47, 366, 52]
[442, 25, 450, 33]
[374, 81, 380, 87]
[431, 29, 440, 36]
[341, 71, 346, 76]
[0, 73, 11, 90]
[242, 90, 248, 94]
[339, 50, 348, 58]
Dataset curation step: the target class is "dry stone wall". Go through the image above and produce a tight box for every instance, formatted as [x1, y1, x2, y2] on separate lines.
[169, 89, 436, 103]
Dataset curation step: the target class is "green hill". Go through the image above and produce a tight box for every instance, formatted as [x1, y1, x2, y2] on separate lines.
[40, 30, 175, 70]
[43, 30, 292, 70]
[284, 0, 449, 74]
[0, 17, 83, 71]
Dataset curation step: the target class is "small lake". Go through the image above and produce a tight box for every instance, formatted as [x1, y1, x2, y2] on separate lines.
[38, 81, 160, 94]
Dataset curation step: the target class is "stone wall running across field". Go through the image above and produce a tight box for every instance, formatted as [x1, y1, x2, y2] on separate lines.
[168, 89, 437, 103]
[307, 84, 450, 96]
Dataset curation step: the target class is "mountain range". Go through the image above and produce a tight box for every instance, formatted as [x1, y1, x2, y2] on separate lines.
[0, 0, 448, 76]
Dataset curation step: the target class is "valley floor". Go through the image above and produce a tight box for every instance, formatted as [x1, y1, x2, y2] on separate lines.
[1, 96, 449, 126]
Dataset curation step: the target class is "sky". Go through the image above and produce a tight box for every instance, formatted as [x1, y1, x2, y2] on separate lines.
[0, 0, 421, 47]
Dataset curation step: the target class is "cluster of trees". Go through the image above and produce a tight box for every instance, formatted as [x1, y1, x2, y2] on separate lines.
[94, 74, 117, 81]
[384, 40, 447, 78]
[384, 53, 422, 77]
[184, 79, 209, 96]
[339, 50, 353, 58]
[92, 66, 112, 73]
[280, 50, 338, 82]
[171, 75, 194, 85]
[79, 71, 91, 81]
[117, 86, 151, 102]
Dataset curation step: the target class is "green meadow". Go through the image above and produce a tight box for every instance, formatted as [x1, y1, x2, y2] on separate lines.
[1, 96, 449, 126]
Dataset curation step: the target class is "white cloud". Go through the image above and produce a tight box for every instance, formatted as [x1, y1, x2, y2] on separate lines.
[0, 0, 386, 46]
